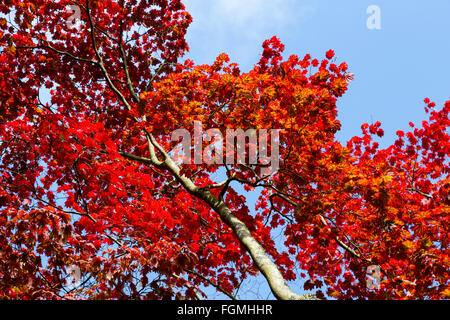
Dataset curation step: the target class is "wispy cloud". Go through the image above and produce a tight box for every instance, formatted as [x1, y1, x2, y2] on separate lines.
[183, 0, 318, 69]
[211, 0, 315, 26]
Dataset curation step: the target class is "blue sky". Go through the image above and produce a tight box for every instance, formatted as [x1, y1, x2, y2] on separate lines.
[180, 0, 450, 299]
[183, 0, 450, 147]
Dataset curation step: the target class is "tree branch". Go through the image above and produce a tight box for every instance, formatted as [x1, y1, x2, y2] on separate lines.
[183, 268, 236, 300]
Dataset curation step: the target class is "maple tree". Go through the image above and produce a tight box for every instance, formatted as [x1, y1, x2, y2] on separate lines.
[0, 0, 448, 300]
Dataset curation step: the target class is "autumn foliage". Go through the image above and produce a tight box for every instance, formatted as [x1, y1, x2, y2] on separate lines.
[0, 0, 448, 300]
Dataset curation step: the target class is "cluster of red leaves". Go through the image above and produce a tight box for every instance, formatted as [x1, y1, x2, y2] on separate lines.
[0, 0, 259, 300]
[0, 0, 448, 300]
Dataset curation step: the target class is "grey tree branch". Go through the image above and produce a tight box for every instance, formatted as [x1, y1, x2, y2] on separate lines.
[183, 268, 235, 300]
[144, 136, 311, 300]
